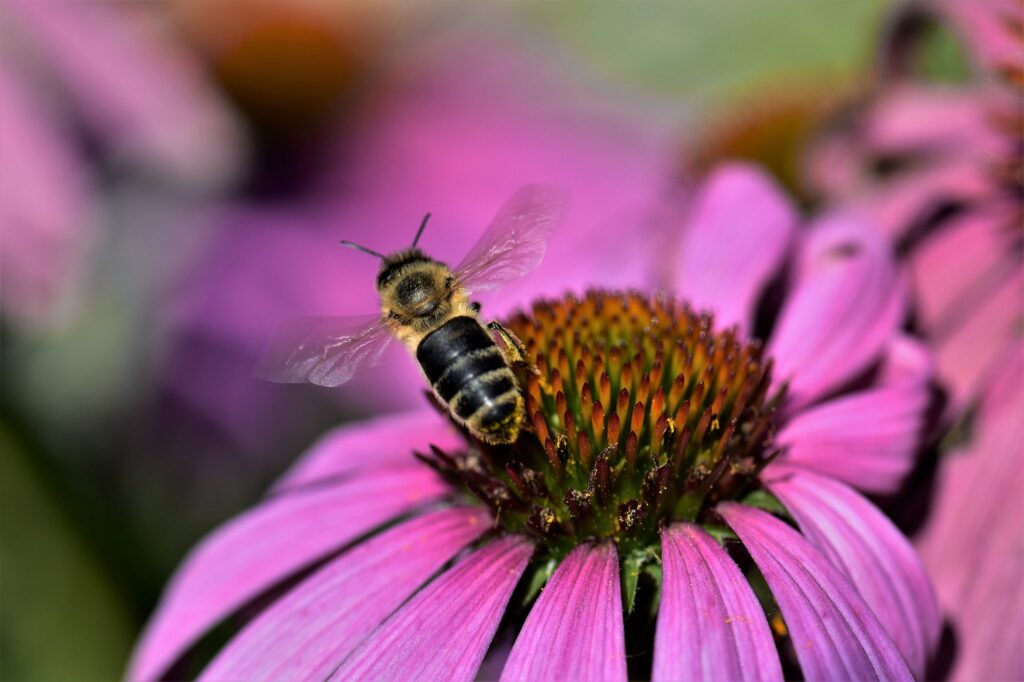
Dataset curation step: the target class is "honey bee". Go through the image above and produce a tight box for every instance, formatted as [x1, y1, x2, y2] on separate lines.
[256, 185, 565, 444]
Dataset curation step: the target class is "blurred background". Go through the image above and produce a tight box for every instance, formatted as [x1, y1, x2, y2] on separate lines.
[2, 0, 969, 678]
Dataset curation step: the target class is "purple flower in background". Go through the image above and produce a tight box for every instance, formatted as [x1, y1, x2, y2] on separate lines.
[805, 0, 1022, 411]
[131, 165, 939, 680]
[0, 62, 92, 324]
[915, 344, 1024, 680]
[0, 0, 246, 325]
[163, 38, 677, 452]
[805, 1, 1024, 678]
[1, 0, 245, 187]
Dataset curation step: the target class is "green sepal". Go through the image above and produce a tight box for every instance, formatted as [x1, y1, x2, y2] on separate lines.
[703, 523, 738, 544]
[521, 556, 558, 606]
[741, 489, 789, 518]
[643, 561, 663, 620]
[621, 551, 646, 614]
[621, 546, 661, 614]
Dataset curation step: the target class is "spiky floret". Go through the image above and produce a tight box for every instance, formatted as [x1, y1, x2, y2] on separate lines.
[420, 291, 784, 559]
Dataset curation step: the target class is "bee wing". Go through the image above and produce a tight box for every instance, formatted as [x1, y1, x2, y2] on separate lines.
[254, 314, 393, 387]
[452, 184, 566, 294]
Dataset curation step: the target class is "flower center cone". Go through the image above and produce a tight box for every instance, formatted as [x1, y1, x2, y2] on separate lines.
[421, 290, 784, 560]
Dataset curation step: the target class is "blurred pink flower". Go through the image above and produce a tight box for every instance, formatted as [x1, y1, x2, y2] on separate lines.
[1, 0, 246, 187]
[162, 37, 679, 452]
[0, 63, 92, 323]
[806, 1, 1024, 678]
[915, 343, 1024, 680]
[805, 0, 1022, 412]
[132, 165, 939, 681]
[0, 0, 246, 325]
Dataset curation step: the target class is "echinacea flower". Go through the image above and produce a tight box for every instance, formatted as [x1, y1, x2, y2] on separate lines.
[805, 0, 1023, 411]
[915, 343, 1024, 680]
[0, 0, 246, 325]
[804, 4, 1024, 677]
[130, 165, 940, 681]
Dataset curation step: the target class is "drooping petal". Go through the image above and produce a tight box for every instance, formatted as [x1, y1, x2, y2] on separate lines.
[272, 409, 462, 492]
[909, 209, 1013, 336]
[769, 211, 905, 408]
[772, 335, 930, 494]
[501, 543, 627, 682]
[764, 468, 940, 677]
[861, 86, 1001, 158]
[331, 535, 533, 682]
[675, 163, 796, 335]
[934, 262, 1024, 410]
[916, 344, 1024, 681]
[653, 524, 782, 682]
[200, 507, 489, 681]
[876, 334, 933, 388]
[0, 63, 93, 325]
[844, 160, 990, 239]
[3, 0, 246, 187]
[128, 468, 446, 682]
[939, 0, 1024, 73]
[718, 503, 912, 681]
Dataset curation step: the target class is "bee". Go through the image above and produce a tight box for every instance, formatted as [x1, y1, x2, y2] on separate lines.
[255, 185, 565, 444]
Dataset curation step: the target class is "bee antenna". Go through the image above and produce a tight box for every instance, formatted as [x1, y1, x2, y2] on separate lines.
[339, 240, 386, 260]
[411, 212, 431, 248]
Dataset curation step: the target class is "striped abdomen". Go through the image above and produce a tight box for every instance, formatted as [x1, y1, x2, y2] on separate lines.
[416, 316, 524, 444]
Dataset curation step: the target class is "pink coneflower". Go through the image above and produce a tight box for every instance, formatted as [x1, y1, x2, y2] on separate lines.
[0, 0, 245, 326]
[915, 343, 1024, 680]
[805, 0, 1022, 411]
[130, 165, 939, 680]
[804, 2, 1024, 678]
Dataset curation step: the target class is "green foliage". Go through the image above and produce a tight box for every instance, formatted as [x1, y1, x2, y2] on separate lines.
[0, 427, 135, 681]
[521, 0, 889, 103]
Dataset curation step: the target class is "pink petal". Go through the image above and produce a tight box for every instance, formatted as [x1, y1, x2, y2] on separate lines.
[909, 209, 1015, 336]
[935, 263, 1024, 410]
[876, 334, 933, 388]
[675, 163, 796, 335]
[0, 64, 92, 325]
[4, 0, 245, 187]
[273, 409, 463, 492]
[772, 338, 930, 494]
[765, 468, 940, 677]
[501, 543, 627, 682]
[331, 535, 533, 682]
[718, 503, 912, 681]
[200, 507, 489, 681]
[128, 468, 447, 682]
[849, 161, 991, 239]
[862, 85, 999, 156]
[653, 524, 782, 682]
[916, 344, 1024, 681]
[769, 211, 906, 408]
[940, 0, 1024, 73]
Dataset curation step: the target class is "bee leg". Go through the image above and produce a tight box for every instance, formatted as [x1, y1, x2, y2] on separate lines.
[488, 321, 531, 367]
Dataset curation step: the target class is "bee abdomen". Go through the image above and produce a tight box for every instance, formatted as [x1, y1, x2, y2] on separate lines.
[434, 348, 508, 403]
[417, 316, 523, 442]
[451, 369, 517, 419]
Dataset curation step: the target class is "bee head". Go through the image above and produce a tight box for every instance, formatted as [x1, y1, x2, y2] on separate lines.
[343, 212, 453, 321]
[377, 251, 453, 320]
